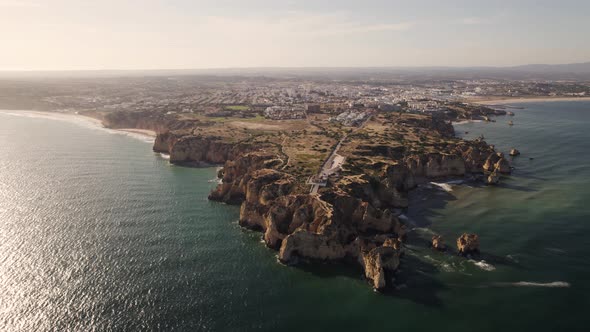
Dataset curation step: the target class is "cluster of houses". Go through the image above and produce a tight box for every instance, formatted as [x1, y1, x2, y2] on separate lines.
[263, 106, 307, 120]
[329, 110, 374, 126]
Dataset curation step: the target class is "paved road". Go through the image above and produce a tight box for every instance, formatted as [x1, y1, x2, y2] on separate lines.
[309, 114, 373, 194]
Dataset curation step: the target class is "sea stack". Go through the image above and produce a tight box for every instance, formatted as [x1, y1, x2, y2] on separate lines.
[362, 245, 401, 291]
[431, 235, 447, 251]
[510, 148, 520, 156]
[457, 233, 480, 256]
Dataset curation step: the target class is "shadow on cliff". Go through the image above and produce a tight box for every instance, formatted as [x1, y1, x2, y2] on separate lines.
[382, 254, 447, 307]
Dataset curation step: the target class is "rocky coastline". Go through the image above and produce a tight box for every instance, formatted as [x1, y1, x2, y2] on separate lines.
[94, 106, 513, 291]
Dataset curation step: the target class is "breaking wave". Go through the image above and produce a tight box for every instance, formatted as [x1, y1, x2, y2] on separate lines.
[469, 259, 496, 271]
[430, 180, 463, 193]
[430, 182, 453, 192]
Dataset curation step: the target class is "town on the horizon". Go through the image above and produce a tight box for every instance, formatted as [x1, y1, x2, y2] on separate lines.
[2, 66, 589, 115]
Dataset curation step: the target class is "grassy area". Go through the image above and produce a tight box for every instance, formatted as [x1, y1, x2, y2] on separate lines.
[224, 105, 250, 111]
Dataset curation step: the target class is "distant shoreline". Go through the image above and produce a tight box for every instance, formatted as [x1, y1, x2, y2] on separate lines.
[469, 96, 590, 105]
[0, 109, 157, 139]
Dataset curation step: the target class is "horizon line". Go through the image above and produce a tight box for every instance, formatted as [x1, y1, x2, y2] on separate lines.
[1, 61, 590, 73]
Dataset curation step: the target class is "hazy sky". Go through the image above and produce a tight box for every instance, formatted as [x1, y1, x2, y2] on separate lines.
[1, 0, 589, 70]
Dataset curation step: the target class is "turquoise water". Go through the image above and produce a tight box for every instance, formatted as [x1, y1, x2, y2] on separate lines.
[0, 103, 588, 331]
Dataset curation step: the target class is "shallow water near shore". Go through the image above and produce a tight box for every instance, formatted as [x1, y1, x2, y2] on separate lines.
[1, 102, 589, 331]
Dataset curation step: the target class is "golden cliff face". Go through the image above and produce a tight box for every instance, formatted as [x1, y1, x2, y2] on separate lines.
[217, 161, 408, 289]
[143, 111, 509, 290]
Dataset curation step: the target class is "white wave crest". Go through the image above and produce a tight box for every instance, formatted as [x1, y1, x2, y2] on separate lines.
[469, 259, 496, 271]
[453, 119, 484, 125]
[429, 182, 453, 193]
[411, 227, 436, 235]
[440, 263, 455, 272]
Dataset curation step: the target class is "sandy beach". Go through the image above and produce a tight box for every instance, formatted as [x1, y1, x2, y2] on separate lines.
[0, 110, 157, 139]
[116, 128, 157, 138]
[470, 96, 590, 105]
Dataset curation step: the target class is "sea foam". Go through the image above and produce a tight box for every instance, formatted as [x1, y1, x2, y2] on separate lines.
[469, 259, 496, 271]
[430, 180, 463, 193]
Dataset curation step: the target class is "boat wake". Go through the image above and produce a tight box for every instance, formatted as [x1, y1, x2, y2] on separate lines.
[491, 281, 570, 288]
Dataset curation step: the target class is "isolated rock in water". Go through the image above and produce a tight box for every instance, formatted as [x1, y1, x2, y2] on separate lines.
[383, 237, 403, 251]
[362, 246, 401, 290]
[457, 233, 480, 255]
[510, 148, 520, 156]
[494, 158, 511, 174]
[486, 170, 500, 185]
[431, 235, 446, 251]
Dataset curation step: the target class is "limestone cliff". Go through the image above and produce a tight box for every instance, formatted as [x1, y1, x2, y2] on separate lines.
[137, 111, 509, 291]
[154, 131, 268, 166]
[203, 137, 504, 289]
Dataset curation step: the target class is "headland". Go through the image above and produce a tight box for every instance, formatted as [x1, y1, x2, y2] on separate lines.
[79, 102, 516, 291]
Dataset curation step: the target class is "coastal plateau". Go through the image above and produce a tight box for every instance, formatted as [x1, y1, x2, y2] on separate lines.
[88, 104, 511, 291]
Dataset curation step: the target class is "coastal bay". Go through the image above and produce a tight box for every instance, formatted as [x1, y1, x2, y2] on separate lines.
[1, 101, 588, 331]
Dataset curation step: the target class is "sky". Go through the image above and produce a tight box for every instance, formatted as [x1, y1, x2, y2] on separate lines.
[1, 0, 589, 70]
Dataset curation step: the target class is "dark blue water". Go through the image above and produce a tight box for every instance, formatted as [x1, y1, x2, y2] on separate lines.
[0, 103, 588, 331]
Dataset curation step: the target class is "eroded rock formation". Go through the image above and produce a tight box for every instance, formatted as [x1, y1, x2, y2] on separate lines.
[457, 233, 480, 255]
[431, 235, 446, 251]
[361, 245, 401, 290]
[487, 170, 500, 185]
[141, 111, 507, 290]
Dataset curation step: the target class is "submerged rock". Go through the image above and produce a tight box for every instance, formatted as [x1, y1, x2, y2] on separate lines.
[510, 148, 520, 156]
[457, 233, 480, 256]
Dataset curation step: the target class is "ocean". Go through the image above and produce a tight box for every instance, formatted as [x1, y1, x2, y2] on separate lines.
[0, 102, 588, 331]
